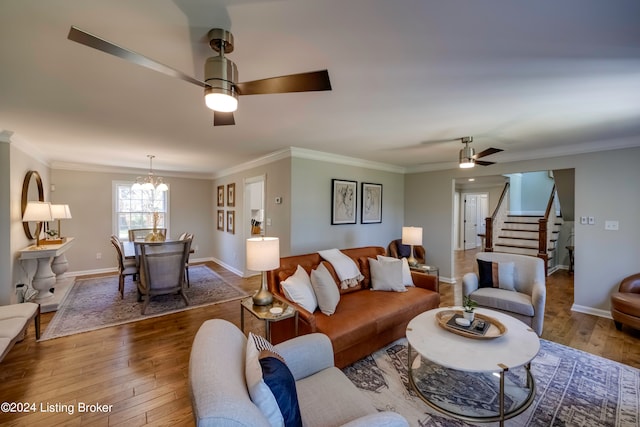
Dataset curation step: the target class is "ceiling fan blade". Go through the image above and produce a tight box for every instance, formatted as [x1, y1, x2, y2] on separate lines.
[68, 26, 207, 89]
[214, 111, 235, 126]
[474, 147, 503, 159]
[475, 160, 496, 166]
[235, 70, 331, 95]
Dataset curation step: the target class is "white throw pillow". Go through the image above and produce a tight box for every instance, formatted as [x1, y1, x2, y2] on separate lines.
[498, 262, 516, 291]
[310, 263, 341, 315]
[369, 257, 406, 292]
[280, 265, 317, 313]
[377, 255, 414, 286]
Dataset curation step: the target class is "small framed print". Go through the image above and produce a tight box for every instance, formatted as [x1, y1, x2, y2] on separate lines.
[227, 210, 235, 234]
[331, 179, 357, 225]
[217, 185, 224, 207]
[227, 183, 236, 207]
[217, 210, 225, 231]
[361, 182, 382, 224]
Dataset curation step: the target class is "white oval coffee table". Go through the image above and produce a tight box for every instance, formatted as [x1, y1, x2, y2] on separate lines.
[406, 307, 540, 425]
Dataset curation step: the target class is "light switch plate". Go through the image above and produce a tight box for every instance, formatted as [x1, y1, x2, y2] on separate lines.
[580, 216, 587, 225]
[605, 220, 619, 231]
[588, 216, 595, 225]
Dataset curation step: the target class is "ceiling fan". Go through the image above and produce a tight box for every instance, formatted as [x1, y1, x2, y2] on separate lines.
[67, 26, 332, 126]
[458, 136, 503, 168]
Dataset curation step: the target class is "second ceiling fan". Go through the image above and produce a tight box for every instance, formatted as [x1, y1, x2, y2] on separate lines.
[67, 26, 332, 126]
[457, 136, 503, 168]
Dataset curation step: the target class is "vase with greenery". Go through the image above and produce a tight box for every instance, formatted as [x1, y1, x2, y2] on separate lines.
[463, 295, 477, 321]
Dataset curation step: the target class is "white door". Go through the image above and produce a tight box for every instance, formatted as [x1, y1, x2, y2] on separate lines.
[464, 195, 478, 250]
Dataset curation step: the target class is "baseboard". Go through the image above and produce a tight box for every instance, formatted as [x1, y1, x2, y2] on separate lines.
[571, 304, 613, 320]
[210, 256, 245, 277]
[67, 267, 117, 277]
[440, 276, 456, 284]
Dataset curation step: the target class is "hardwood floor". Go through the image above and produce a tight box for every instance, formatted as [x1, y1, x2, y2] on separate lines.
[1, 254, 638, 426]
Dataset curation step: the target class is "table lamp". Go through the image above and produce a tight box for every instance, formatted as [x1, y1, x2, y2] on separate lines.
[22, 201, 53, 248]
[246, 237, 280, 305]
[402, 226, 423, 266]
[50, 204, 72, 238]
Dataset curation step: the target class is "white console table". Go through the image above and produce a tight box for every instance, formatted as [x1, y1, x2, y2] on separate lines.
[19, 237, 75, 312]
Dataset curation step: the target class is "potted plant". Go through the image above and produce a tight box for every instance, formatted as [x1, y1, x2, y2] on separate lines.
[462, 295, 477, 321]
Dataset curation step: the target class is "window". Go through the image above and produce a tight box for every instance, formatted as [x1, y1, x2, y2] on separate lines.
[113, 181, 169, 240]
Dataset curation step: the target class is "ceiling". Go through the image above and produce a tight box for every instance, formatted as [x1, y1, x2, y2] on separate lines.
[1, 0, 639, 177]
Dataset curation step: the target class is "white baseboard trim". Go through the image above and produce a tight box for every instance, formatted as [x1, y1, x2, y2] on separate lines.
[440, 276, 456, 284]
[67, 267, 117, 277]
[571, 304, 613, 320]
[210, 256, 245, 277]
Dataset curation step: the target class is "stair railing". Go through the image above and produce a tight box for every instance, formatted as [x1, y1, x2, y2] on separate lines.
[484, 182, 510, 252]
[537, 184, 557, 271]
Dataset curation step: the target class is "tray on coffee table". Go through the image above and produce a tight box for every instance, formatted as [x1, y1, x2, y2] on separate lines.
[435, 309, 507, 339]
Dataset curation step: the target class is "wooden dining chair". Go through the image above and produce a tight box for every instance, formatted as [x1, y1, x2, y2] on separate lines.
[110, 235, 138, 298]
[182, 233, 194, 287]
[136, 240, 191, 314]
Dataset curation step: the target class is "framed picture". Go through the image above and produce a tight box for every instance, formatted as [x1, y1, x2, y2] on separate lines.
[361, 182, 382, 223]
[227, 183, 236, 207]
[217, 185, 224, 207]
[217, 210, 225, 231]
[331, 179, 357, 225]
[227, 210, 235, 234]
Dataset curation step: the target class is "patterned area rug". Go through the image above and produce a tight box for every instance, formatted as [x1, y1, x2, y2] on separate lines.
[41, 265, 249, 340]
[343, 338, 639, 427]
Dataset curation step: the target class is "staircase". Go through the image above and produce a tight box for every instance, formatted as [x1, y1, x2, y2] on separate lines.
[484, 182, 563, 275]
[494, 214, 563, 271]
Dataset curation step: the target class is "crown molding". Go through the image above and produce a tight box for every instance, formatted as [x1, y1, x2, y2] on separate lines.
[49, 161, 213, 180]
[289, 147, 407, 174]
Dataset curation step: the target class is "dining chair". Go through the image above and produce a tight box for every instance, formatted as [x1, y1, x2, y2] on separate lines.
[110, 235, 139, 299]
[136, 239, 191, 314]
[128, 228, 167, 242]
[182, 233, 194, 287]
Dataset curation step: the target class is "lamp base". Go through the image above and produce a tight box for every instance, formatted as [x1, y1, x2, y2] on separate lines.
[407, 245, 418, 267]
[252, 272, 273, 306]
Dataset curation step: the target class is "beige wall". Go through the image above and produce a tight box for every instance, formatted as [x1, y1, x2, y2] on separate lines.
[405, 146, 640, 316]
[4, 143, 50, 305]
[211, 157, 292, 276]
[49, 169, 214, 274]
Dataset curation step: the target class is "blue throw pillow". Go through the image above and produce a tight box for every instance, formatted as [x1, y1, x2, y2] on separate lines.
[394, 239, 411, 258]
[259, 356, 302, 427]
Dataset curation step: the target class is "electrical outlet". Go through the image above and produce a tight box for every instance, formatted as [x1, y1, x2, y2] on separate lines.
[588, 216, 595, 225]
[605, 220, 619, 231]
[580, 216, 587, 225]
[96, 252, 102, 260]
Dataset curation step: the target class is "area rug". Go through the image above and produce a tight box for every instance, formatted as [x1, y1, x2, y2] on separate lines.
[41, 265, 249, 340]
[343, 338, 639, 427]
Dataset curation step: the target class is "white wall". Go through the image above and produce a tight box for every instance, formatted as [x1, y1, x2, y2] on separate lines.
[405, 146, 640, 315]
[290, 157, 405, 255]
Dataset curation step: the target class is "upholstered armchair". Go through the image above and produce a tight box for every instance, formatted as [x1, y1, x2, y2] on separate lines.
[189, 319, 408, 427]
[611, 273, 640, 331]
[387, 239, 425, 265]
[137, 240, 191, 314]
[462, 252, 546, 336]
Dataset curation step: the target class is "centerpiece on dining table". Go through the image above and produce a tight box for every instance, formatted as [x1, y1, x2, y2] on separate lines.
[145, 212, 166, 242]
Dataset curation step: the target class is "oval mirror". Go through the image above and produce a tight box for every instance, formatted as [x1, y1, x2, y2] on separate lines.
[21, 170, 45, 240]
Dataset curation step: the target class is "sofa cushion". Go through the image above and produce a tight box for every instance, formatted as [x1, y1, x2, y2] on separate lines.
[281, 265, 317, 313]
[471, 287, 535, 316]
[310, 263, 340, 316]
[377, 255, 414, 286]
[477, 259, 516, 291]
[246, 333, 302, 427]
[369, 257, 406, 292]
[295, 367, 376, 427]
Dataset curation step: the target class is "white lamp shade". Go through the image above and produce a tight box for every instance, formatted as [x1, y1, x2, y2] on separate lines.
[23, 201, 53, 222]
[50, 204, 72, 219]
[402, 226, 423, 246]
[246, 237, 280, 271]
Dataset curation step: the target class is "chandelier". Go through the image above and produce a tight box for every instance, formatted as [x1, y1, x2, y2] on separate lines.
[131, 155, 168, 192]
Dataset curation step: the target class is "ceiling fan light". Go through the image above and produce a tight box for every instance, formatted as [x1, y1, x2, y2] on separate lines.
[205, 91, 238, 112]
[459, 145, 475, 168]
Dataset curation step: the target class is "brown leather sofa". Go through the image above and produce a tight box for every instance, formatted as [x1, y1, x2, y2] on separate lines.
[267, 246, 440, 368]
[611, 273, 640, 331]
[387, 239, 425, 265]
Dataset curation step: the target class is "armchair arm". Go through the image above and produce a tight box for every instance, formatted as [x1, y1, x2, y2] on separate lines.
[341, 412, 409, 427]
[274, 333, 334, 381]
[620, 273, 640, 294]
[462, 272, 479, 297]
[530, 279, 547, 336]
